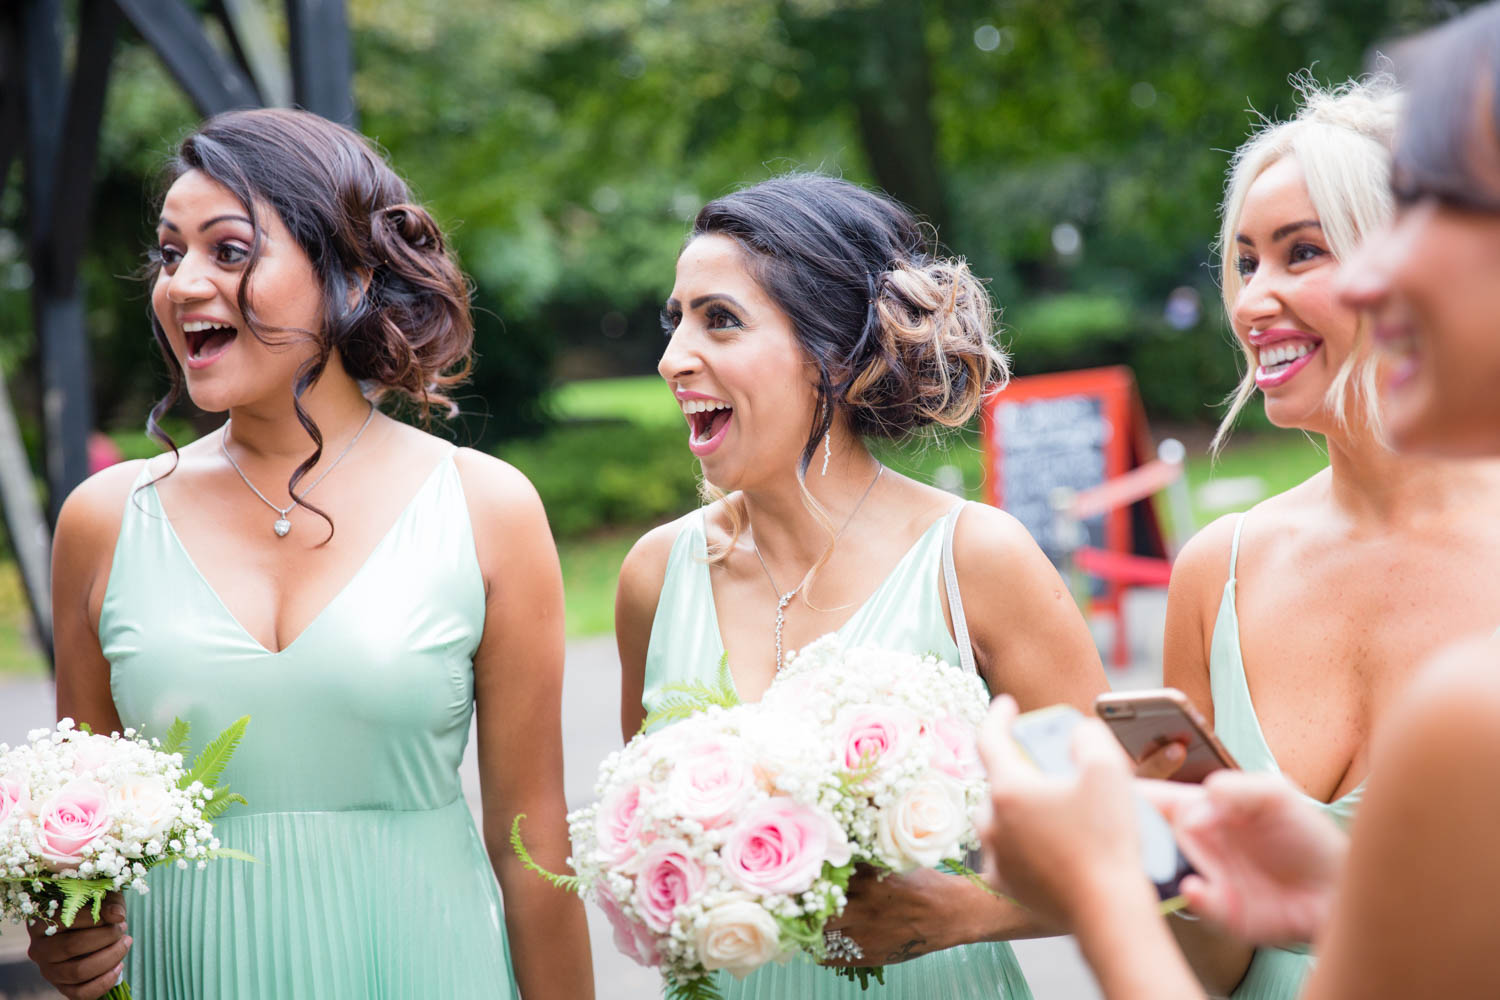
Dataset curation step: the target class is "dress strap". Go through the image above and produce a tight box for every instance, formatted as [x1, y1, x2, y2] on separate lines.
[1228, 512, 1248, 583]
[941, 502, 978, 675]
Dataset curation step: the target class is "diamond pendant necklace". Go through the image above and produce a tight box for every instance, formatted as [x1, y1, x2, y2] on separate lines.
[749, 463, 883, 671]
[220, 402, 377, 538]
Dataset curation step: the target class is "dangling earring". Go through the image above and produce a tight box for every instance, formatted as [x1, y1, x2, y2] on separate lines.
[822, 431, 832, 476]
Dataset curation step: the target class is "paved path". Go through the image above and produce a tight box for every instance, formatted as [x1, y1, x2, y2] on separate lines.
[0, 598, 1168, 998]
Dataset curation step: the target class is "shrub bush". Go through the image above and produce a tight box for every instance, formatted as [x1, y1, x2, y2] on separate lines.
[498, 420, 701, 539]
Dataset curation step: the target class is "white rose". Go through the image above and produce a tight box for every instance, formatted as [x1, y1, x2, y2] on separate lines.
[110, 779, 177, 841]
[695, 897, 786, 978]
[876, 774, 969, 870]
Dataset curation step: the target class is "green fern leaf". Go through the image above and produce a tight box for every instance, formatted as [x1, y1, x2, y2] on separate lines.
[202, 847, 258, 864]
[160, 718, 191, 756]
[181, 716, 250, 790]
[665, 973, 725, 1000]
[509, 814, 581, 892]
[200, 787, 248, 821]
[56, 878, 114, 928]
[640, 654, 740, 732]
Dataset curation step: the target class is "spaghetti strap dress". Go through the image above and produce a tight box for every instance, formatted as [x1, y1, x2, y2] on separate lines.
[1208, 512, 1363, 1000]
[642, 503, 1034, 999]
[99, 455, 518, 999]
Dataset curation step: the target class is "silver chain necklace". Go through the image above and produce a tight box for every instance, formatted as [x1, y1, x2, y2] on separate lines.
[219, 402, 377, 538]
[749, 464, 883, 671]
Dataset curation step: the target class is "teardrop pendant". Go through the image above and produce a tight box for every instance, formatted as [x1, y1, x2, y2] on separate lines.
[273, 517, 292, 538]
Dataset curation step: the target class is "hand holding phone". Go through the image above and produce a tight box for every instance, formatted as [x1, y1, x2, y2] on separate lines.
[1096, 688, 1238, 783]
[1009, 705, 1194, 899]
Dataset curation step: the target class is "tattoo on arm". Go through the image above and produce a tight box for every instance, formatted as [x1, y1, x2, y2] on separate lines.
[887, 938, 927, 963]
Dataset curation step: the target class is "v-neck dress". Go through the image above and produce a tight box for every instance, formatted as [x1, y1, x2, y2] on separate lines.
[101, 455, 517, 999]
[1210, 513, 1362, 1000]
[642, 507, 1033, 999]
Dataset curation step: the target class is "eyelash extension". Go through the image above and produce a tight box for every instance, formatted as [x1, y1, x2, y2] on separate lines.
[659, 308, 680, 337]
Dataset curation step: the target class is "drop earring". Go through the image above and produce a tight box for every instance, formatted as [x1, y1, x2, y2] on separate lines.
[822, 431, 832, 476]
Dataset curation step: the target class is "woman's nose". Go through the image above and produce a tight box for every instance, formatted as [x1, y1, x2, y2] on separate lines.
[658, 325, 699, 383]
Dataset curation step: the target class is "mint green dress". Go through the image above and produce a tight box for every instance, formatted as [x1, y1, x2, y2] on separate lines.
[643, 504, 1034, 999]
[1209, 513, 1363, 1000]
[100, 455, 518, 999]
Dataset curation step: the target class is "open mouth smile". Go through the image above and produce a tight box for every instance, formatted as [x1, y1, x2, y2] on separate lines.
[680, 396, 734, 457]
[182, 319, 238, 370]
[1254, 336, 1321, 389]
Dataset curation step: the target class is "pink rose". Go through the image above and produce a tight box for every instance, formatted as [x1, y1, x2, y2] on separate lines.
[70, 735, 115, 775]
[924, 715, 983, 781]
[834, 704, 918, 772]
[595, 882, 660, 967]
[722, 798, 851, 896]
[36, 781, 112, 871]
[631, 842, 706, 932]
[667, 737, 756, 829]
[0, 773, 29, 825]
[596, 783, 646, 867]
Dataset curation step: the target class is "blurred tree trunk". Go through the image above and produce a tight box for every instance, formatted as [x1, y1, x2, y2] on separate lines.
[845, 0, 950, 235]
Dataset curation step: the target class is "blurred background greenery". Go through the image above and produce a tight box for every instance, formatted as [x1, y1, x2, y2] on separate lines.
[0, 0, 1462, 669]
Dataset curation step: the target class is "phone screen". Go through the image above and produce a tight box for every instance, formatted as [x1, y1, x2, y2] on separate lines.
[1011, 705, 1193, 899]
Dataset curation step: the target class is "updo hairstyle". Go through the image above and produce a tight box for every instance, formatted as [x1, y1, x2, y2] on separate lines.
[146, 108, 472, 513]
[691, 173, 1007, 476]
[1212, 76, 1401, 453]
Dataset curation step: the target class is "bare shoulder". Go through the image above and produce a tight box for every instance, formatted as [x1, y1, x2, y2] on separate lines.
[1168, 512, 1242, 600]
[950, 501, 1045, 568]
[451, 447, 546, 521]
[55, 459, 155, 554]
[618, 511, 696, 614]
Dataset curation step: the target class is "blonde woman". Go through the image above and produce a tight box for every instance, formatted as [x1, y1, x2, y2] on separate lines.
[1158, 78, 1500, 997]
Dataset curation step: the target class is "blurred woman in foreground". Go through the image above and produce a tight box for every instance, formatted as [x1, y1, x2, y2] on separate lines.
[978, 4, 1500, 997]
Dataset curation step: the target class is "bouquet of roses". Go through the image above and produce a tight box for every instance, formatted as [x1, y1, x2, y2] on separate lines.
[515, 636, 992, 999]
[0, 716, 253, 1000]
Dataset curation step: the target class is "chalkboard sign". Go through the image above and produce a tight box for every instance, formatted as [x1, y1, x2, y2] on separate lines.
[982, 366, 1143, 569]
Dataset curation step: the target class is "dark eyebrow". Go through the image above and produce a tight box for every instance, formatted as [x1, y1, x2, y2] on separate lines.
[157, 218, 178, 232]
[200, 214, 253, 232]
[688, 293, 745, 311]
[1238, 218, 1322, 248]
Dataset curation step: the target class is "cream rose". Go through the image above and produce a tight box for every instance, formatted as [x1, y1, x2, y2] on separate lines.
[695, 896, 786, 978]
[110, 777, 177, 842]
[876, 774, 969, 870]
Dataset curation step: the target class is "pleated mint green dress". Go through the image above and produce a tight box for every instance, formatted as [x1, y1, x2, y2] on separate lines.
[643, 504, 1033, 999]
[100, 455, 517, 999]
[1209, 513, 1362, 1000]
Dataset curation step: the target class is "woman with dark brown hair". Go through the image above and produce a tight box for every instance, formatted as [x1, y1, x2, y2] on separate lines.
[25, 108, 591, 999]
[616, 172, 1110, 997]
[976, 4, 1500, 995]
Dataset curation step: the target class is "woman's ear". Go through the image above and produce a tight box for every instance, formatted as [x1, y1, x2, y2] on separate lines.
[345, 267, 373, 309]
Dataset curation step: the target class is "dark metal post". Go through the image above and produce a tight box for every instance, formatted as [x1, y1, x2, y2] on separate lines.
[286, 0, 356, 125]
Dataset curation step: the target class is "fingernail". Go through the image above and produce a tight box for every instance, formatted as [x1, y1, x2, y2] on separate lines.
[1167, 744, 1185, 761]
[124, 935, 134, 948]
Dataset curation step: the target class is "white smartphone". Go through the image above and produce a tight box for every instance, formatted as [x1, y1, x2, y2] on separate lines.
[1010, 705, 1193, 899]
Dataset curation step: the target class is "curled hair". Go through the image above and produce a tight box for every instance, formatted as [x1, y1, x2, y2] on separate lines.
[146, 108, 473, 535]
[692, 173, 1007, 476]
[1211, 75, 1401, 454]
[688, 173, 1005, 577]
[1389, 2, 1500, 212]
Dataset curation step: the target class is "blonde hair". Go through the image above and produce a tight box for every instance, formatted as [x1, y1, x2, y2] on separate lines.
[1211, 74, 1401, 454]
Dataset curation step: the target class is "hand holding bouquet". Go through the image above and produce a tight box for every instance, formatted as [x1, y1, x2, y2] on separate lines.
[0, 717, 252, 1000]
[517, 637, 992, 998]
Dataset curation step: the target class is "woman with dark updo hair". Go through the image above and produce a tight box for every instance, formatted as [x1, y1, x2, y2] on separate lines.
[28, 108, 592, 999]
[616, 172, 1110, 997]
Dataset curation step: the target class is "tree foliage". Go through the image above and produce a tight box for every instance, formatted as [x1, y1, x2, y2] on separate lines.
[0, 0, 1475, 444]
